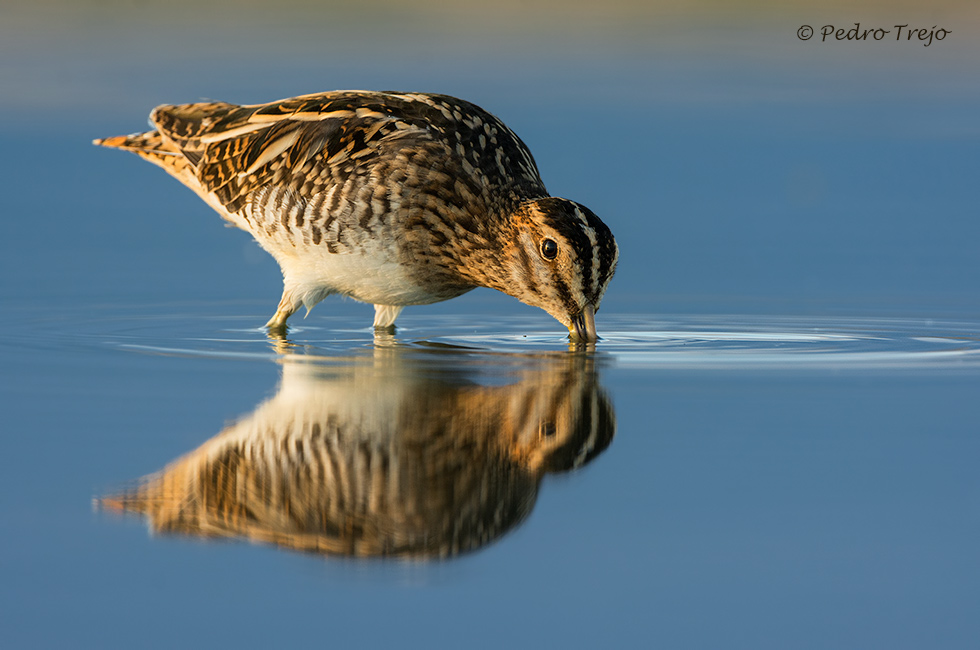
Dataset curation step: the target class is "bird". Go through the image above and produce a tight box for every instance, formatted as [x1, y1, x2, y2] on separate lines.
[95, 90, 618, 340]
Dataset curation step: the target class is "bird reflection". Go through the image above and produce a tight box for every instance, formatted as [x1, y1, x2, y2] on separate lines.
[101, 348, 615, 558]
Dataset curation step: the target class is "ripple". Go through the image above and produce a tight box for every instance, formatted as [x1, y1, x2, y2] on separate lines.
[11, 303, 980, 371]
[591, 316, 980, 369]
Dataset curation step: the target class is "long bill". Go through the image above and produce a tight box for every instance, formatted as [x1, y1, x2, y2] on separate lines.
[569, 303, 598, 342]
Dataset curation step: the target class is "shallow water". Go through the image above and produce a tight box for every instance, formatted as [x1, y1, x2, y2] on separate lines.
[5, 303, 980, 647]
[20, 304, 980, 370]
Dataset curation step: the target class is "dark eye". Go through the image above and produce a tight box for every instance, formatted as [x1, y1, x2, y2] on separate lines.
[540, 238, 558, 260]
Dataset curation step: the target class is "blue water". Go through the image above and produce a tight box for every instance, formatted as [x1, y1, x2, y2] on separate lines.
[2, 1, 979, 648]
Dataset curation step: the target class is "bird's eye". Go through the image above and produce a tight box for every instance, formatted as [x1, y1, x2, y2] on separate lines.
[540, 238, 558, 260]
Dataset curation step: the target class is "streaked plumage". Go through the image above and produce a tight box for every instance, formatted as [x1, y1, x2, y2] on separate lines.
[95, 91, 618, 339]
[100, 353, 615, 558]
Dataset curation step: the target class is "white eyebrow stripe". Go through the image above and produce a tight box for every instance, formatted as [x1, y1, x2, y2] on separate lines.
[574, 206, 601, 294]
[591, 238, 601, 292]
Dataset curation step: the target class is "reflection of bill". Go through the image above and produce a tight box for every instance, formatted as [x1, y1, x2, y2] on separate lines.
[101, 351, 615, 558]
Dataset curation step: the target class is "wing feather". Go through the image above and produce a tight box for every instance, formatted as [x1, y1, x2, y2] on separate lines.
[97, 91, 547, 219]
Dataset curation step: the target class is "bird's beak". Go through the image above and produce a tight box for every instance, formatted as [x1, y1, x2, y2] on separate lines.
[569, 303, 598, 342]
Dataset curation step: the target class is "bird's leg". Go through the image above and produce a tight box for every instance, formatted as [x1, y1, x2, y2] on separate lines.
[265, 291, 299, 332]
[373, 304, 404, 334]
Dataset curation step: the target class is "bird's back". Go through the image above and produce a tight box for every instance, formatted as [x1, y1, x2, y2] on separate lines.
[96, 91, 548, 230]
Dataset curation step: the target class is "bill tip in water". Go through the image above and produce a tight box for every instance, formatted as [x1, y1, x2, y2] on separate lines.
[569, 303, 598, 343]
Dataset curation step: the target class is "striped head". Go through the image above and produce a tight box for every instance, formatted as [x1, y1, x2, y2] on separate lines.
[499, 198, 618, 341]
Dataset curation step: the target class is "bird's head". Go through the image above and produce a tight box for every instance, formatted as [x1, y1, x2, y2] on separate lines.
[494, 197, 618, 342]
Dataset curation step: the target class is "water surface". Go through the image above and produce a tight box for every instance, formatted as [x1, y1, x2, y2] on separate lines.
[5, 309, 980, 648]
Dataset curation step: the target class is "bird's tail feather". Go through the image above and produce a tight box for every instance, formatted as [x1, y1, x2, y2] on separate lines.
[94, 130, 198, 185]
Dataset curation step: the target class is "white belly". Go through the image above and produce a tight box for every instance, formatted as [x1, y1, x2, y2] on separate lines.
[278, 248, 443, 306]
